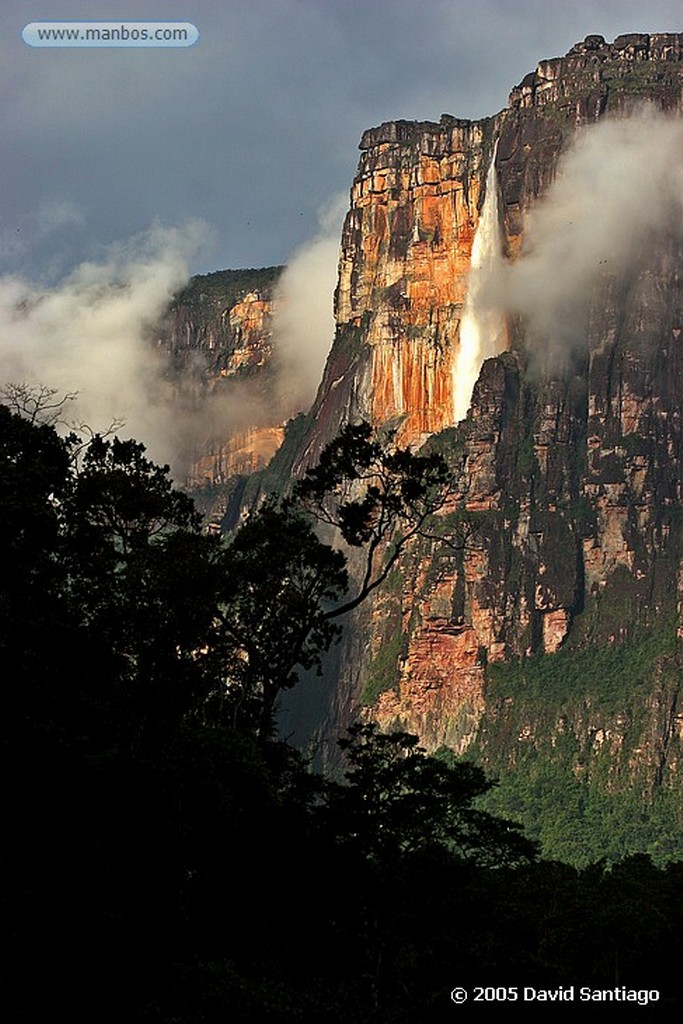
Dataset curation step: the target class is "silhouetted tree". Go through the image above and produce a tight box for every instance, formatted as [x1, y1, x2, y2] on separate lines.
[5, 404, 678, 1024]
[220, 421, 467, 737]
[219, 499, 348, 738]
[319, 722, 536, 867]
[294, 421, 466, 616]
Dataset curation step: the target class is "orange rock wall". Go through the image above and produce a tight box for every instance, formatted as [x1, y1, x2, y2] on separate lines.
[333, 118, 494, 447]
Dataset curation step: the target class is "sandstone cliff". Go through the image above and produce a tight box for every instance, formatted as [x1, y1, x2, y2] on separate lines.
[157, 266, 285, 498]
[177, 36, 682, 861]
[289, 34, 683, 860]
[298, 32, 682, 461]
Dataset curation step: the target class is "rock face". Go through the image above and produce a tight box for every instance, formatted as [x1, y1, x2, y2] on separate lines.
[298, 32, 682, 465]
[157, 266, 285, 491]
[161, 267, 282, 383]
[286, 35, 683, 847]
[184, 36, 682, 858]
[189, 425, 285, 489]
[291, 117, 493, 465]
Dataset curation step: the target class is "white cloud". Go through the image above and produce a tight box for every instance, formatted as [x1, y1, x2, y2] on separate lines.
[0, 221, 210, 472]
[489, 106, 683, 371]
[271, 192, 347, 413]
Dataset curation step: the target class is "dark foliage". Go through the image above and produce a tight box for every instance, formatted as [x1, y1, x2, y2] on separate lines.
[219, 498, 348, 737]
[294, 421, 462, 615]
[1, 406, 681, 1023]
[319, 722, 536, 866]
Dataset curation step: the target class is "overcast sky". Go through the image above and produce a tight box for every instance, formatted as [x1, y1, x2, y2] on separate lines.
[2, 1, 680, 281]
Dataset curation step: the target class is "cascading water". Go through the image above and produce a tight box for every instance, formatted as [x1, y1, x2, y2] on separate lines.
[452, 142, 507, 422]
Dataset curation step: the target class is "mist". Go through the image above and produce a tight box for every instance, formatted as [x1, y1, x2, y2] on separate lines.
[0, 222, 210, 474]
[0, 195, 348, 481]
[491, 106, 683, 372]
[271, 193, 347, 413]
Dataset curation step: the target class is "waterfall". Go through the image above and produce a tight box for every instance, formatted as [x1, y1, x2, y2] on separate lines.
[452, 143, 506, 422]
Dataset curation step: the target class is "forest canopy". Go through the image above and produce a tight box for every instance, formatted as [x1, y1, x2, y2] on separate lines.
[1, 402, 681, 1023]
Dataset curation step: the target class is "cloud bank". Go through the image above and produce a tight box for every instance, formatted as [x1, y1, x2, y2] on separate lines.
[0, 195, 348, 481]
[492, 106, 683, 372]
[0, 222, 209, 473]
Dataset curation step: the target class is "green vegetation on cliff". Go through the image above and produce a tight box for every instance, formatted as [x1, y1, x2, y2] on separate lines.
[472, 623, 682, 866]
[171, 265, 283, 314]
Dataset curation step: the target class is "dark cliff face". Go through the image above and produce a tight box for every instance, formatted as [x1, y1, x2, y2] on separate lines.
[282, 35, 682, 859]
[499, 32, 683, 254]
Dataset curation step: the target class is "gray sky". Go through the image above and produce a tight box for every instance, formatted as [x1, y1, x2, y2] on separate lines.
[2, 0, 681, 280]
